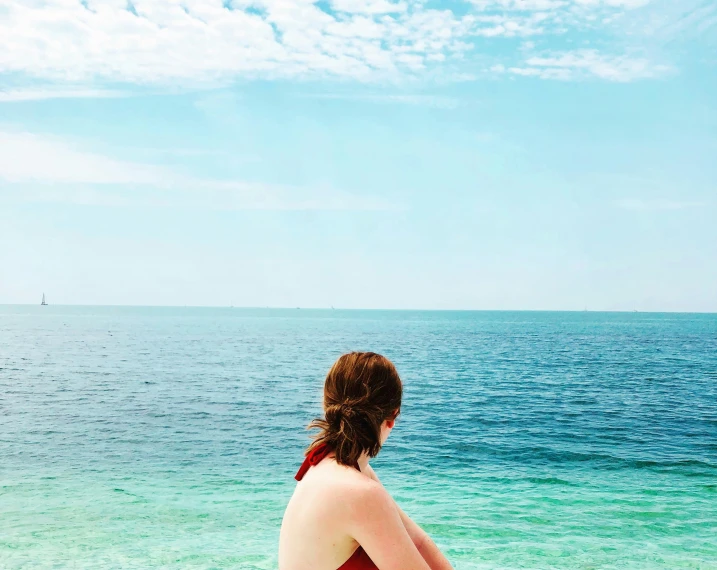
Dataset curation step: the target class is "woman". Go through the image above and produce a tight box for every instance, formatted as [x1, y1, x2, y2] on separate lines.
[279, 352, 453, 570]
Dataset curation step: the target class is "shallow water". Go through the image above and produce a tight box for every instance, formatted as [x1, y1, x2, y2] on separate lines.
[1, 307, 716, 569]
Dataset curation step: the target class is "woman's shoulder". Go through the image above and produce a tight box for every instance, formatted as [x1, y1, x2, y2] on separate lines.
[339, 469, 383, 498]
[346, 476, 391, 510]
[304, 461, 383, 505]
[326, 469, 393, 521]
[291, 462, 385, 533]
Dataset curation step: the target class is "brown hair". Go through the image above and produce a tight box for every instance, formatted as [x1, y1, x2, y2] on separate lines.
[306, 352, 402, 468]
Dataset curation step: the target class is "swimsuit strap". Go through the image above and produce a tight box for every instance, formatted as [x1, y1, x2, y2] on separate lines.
[295, 442, 333, 481]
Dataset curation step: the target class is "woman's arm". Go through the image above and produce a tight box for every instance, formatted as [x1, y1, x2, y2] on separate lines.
[363, 463, 454, 570]
[346, 481, 432, 570]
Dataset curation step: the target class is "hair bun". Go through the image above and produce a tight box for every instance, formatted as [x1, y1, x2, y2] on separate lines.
[339, 403, 357, 419]
[326, 402, 358, 426]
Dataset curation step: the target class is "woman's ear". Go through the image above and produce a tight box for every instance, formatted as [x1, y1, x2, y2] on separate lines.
[386, 418, 395, 429]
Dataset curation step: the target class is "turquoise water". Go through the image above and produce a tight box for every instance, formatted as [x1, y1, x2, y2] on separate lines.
[1, 306, 715, 569]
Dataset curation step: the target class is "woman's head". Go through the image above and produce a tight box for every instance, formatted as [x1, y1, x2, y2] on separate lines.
[307, 352, 402, 468]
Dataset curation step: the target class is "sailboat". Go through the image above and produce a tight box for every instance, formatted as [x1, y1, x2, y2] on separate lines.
[41, 293, 47, 306]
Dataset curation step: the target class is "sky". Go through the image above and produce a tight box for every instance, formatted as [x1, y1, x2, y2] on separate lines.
[0, 0, 716, 311]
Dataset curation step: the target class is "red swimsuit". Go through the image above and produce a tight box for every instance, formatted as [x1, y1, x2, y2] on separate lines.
[294, 443, 378, 570]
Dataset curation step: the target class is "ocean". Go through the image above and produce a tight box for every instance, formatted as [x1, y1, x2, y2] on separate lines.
[1, 306, 715, 569]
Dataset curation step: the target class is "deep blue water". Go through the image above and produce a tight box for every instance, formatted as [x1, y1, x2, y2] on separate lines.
[1, 307, 716, 569]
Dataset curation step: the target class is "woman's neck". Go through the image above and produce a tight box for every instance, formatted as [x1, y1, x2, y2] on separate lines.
[357, 451, 371, 472]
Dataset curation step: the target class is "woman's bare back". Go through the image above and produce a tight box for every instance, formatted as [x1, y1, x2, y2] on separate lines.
[279, 454, 375, 570]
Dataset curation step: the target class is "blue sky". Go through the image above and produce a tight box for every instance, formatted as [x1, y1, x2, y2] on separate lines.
[0, 0, 715, 310]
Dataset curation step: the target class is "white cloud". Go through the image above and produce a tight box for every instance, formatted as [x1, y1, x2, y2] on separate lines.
[305, 92, 461, 108]
[0, 0, 474, 84]
[0, 131, 168, 185]
[470, 0, 649, 10]
[592, 0, 650, 7]
[0, 0, 662, 84]
[0, 129, 394, 210]
[506, 49, 671, 80]
[471, 0, 568, 9]
[329, 0, 407, 14]
[0, 88, 127, 103]
[8, 183, 395, 211]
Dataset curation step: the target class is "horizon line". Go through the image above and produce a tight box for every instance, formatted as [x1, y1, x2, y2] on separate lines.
[1, 303, 716, 315]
